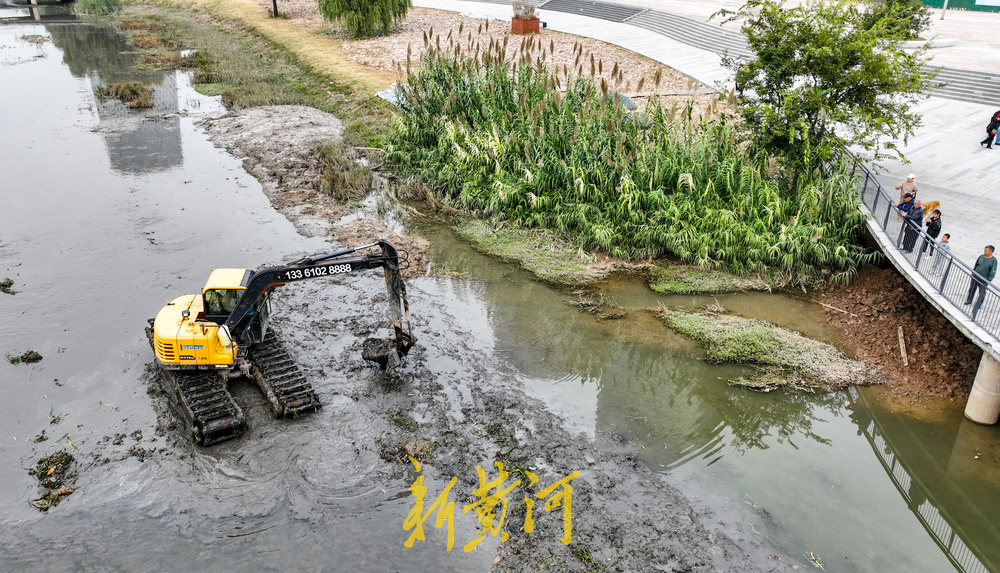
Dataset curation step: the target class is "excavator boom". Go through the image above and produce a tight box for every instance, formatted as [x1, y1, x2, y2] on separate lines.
[223, 239, 414, 361]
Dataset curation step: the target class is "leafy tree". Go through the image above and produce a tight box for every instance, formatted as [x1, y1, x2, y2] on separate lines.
[717, 0, 933, 177]
[862, 0, 932, 40]
[318, 0, 412, 38]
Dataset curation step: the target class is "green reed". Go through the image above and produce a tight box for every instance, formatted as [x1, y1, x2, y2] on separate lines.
[386, 38, 875, 285]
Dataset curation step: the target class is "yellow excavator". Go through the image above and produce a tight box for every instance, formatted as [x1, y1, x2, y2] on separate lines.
[146, 239, 415, 445]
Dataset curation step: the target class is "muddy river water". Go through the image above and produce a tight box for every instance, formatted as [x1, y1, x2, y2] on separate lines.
[3, 8, 1000, 572]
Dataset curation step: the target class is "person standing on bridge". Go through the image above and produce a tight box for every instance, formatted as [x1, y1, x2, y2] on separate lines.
[931, 234, 952, 277]
[895, 174, 917, 203]
[896, 193, 915, 214]
[964, 246, 997, 319]
[901, 200, 923, 252]
[921, 209, 942, 257]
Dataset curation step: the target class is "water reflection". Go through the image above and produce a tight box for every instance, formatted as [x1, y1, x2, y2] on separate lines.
[0, 2, 77, 23]
[42, 17, 222, 173]
[46, 17, 133, 76]
[417, 225, 846, 468]
[852, 388, 1000, 572]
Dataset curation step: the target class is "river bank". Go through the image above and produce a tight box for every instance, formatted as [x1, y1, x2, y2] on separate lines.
[141, 0, 979, 462]
[6, 0, 982, 570]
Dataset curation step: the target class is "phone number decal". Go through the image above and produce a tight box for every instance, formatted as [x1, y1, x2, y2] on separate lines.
[284, 263, 351, 281]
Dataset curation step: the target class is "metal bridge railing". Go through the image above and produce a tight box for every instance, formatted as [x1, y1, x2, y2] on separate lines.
[848, 156, 1000, 337]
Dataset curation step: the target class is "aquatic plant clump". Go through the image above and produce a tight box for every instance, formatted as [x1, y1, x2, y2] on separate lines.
[94, 81, 154, 108]
[659, 309, 883, 391]
[386, 36, 876, 285]
[647, 263, 770, 294]
[454, 219, 612, 285]
[28, 451, 76, 511]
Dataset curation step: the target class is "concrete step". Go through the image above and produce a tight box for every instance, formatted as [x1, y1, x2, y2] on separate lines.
[628, 10, 750, 57]
[929, 87, 1000, 107]
[926, 67, 1000, 106]
[540, 0, 647, 23]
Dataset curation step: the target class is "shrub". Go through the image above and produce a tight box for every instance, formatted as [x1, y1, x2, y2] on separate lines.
[386, 37, 876, 285]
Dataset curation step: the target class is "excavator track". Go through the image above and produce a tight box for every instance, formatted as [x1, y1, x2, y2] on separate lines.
[166, 371, 248, 446]
[146, 325, 248, 446]
[248, 330, 321, 417]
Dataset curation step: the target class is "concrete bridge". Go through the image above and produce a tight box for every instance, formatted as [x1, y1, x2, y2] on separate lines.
[418, 0, 1000, 424]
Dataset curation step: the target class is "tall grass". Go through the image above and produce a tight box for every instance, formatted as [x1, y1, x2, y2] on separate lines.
[76, 0, 123, 16]
[386, 33, 875, 285]
[94, 81, 153, 107]
[108, 6, 396, 147]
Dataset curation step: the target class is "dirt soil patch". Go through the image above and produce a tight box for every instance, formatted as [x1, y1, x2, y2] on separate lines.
[279, 3, 721, 114]
[335, 218, 429, 279]
[199, 105, 430, 275]
[818, 265, 981, 401]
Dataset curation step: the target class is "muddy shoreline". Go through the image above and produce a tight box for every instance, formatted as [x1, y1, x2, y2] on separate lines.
[189, 103, 980, 571]
[4, 6, 988, 569]
[187, 104, 800, 571]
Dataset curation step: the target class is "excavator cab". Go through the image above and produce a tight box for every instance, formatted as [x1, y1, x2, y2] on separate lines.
[150, 270, 265, 370]
[201, 269, 270, 347]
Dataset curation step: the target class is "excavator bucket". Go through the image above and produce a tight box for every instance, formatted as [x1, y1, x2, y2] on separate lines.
[362, 337, 400, 371]
[361, 240, 413, 381]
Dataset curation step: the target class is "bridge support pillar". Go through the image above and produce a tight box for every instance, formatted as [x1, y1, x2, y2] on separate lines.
[965, 353, 1000, 425]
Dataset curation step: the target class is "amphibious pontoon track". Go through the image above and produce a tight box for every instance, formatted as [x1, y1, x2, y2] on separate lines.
[248, 331, 321, 417]
[160, 370, 248, 446]
[146, 324, 320, 445]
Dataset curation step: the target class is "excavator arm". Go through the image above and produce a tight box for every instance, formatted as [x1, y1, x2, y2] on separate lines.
[222, 239, 415, 371]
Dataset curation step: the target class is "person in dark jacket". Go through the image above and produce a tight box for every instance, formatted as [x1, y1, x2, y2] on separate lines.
[901, 200, 923, 252]
[982, 111, 1000, 149]
[965, 245, 998, 319]
[921, 209, 942, 256]
[896, 193, 914, 213]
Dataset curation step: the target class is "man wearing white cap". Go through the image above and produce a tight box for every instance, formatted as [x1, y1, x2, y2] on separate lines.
[895, 173, 918, 203]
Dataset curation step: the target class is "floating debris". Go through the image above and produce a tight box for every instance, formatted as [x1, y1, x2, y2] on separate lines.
[27, 451, 76, 511]
[8, 350, 42, 364]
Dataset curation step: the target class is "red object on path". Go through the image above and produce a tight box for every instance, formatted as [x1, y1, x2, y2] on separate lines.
[512, 17, 540, 34]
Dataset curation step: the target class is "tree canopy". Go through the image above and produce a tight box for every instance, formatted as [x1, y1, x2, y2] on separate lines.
[862, 0, 932, 41]
[717, 0, 933, 176]
[318, 0, 411, 38]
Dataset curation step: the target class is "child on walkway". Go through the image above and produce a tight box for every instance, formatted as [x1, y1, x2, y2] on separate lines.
[931, 234, 951, 276]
